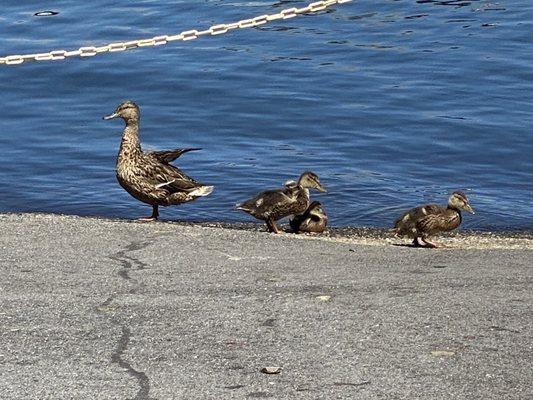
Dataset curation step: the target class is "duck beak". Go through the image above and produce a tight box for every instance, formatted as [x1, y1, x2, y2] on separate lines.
[103, 112, 118, 120]
[464, 204, 475, 214]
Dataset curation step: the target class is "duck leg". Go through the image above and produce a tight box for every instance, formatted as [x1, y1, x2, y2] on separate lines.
[139, 205, 159, 222]
[266, 218, 281, 234]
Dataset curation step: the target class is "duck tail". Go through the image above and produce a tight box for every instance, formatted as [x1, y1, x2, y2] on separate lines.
[189, 185, 214, 198]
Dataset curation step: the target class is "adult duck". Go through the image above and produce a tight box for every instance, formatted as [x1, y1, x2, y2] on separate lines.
[103, 101, 213, 221]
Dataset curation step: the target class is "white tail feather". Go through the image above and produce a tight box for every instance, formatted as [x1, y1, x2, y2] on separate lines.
[189, 185, 214, 197]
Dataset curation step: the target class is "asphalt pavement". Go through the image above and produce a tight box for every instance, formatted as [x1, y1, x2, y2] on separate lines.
[0, 213, 531, 399]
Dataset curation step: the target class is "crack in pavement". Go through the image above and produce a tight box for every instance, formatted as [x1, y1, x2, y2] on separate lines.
[109, 241, 151, 281]
[111, 326, 154, 400]
[95, 240, 156, 400]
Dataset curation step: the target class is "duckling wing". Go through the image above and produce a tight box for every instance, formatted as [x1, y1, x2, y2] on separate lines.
[148, 148, 202, 164]
[293, 217, 314, 233]
[238, 189, 296, 218]
[301, 218, 326, 233]
[416, 207, 460, 235]
[394, 204, 441, 235]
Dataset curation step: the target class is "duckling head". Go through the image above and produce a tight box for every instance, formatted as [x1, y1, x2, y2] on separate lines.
[308, 201, 327, 218]
[103, 101, 140, 124]
[448, 191, 475, 214]
[298, 171, 327, 193]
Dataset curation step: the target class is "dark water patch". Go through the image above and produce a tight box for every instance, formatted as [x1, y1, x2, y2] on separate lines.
[417, 0, 477, 6]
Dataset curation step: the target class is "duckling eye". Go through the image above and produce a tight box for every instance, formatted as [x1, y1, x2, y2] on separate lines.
[118, 103, 135, 111]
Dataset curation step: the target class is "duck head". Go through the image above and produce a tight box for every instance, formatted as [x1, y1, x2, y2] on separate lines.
[298, 171, 326, 193]
[103, 101, 140, 124]
[448, 191, 475, 214]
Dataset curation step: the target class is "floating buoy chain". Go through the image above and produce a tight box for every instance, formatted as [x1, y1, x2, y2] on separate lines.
[0, 0, 351, 66]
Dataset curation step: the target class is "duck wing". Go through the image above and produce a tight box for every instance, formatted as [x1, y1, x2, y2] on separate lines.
[148, 148, 202, 164]
[139, 154, 202, 193]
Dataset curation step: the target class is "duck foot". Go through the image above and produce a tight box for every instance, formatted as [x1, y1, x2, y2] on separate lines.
[138, 206, 159, 222]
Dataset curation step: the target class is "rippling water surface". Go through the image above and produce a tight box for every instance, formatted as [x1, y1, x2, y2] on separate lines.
[1, 0, 532, 230]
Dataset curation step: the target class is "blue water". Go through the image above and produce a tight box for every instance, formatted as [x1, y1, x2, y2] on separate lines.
[1, 0, 532, 230]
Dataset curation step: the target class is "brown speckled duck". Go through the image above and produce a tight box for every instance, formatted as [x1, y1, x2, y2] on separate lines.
[236, 171, 326, 233]
[103, 101, 213, 221]
[392, 191, 475, 248]
[290, 201, 328, 233]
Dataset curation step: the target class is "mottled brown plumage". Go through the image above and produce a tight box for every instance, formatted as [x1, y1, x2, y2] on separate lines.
[393, 191, 475, 248]
[104, 101, 213, 221]
[236, 172, 326, 233]
[290, 201, 328, 233]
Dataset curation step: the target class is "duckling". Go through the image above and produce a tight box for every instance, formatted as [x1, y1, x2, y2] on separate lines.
[103, 101, 213, 221]
[392, 191, 475, 248]
[236, 171, 326, 233]
[290, 201, 328, 233]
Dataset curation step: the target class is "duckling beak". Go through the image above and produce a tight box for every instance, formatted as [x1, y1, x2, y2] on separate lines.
[464, 204, 475, 214]
[103, 112, 118, 120]
[316, 183, 327, 193]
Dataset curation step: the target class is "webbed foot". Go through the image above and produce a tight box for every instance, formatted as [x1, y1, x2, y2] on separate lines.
[421, 238, 446, 248]
[138, 216, 157, 222]
[138, 206, 159, 222]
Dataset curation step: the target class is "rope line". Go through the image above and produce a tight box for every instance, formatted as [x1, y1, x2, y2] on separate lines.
[0, 0, 351, 66]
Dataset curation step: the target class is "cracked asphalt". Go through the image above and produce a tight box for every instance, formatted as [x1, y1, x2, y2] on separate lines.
[0, 213, 532, 399]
